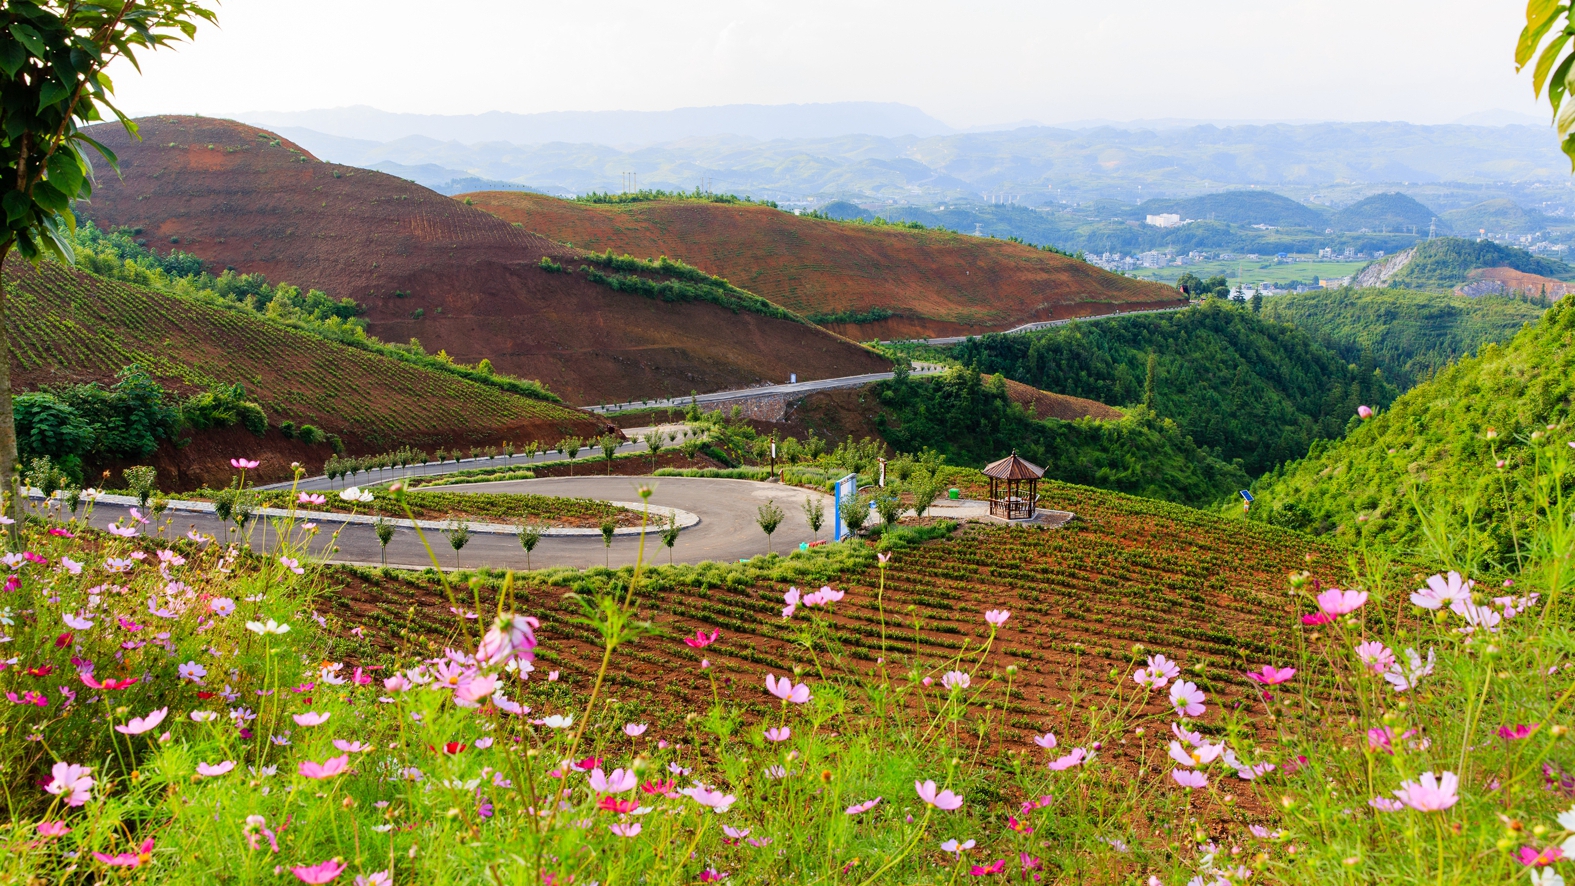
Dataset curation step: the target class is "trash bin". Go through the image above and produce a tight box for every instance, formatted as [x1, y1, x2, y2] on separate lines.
[948, 488, 961, 500]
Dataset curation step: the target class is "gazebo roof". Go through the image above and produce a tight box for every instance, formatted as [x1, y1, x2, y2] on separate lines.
[982, 450, 1045, 480]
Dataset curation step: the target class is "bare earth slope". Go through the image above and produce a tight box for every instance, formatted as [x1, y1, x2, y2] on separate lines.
[78, 117, 888, 405]
[462, 192, 1185, 340]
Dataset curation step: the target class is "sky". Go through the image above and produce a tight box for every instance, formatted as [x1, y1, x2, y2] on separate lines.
[111, 0, 1549, 128]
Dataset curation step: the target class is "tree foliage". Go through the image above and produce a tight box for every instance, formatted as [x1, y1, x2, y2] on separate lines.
[951, 301, 1396, 476]
[1262, 287, 1544, 389]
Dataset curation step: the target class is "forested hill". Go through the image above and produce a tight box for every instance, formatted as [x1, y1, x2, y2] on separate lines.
[1262, 288, 1544, 389]
[1383, 237, 1574, 290]
[1241, 300, 1575, 563]
[950, 301, 1395, 475]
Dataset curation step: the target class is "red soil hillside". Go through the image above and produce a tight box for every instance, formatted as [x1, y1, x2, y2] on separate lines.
[1457, 266, 1575, 299]
[76, 117, 888, 405]
[461, 192, 1184, 340]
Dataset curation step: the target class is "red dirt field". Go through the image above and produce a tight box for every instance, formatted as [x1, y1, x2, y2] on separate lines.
[77, 117, 888, 405]
[6, 261, 608, 489]
[1003, 379, 1123, 421]
[461, 192, 1185, 340]
[324, 480, 1348, 750]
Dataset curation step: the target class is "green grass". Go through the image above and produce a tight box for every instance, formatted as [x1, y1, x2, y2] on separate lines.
[1128, 258, 1370, 285]
[204, 487, 631, 524]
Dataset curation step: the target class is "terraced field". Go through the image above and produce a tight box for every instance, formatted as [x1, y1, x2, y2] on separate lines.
[328, 480, 1339, 741]
[8, 261, 604, 452]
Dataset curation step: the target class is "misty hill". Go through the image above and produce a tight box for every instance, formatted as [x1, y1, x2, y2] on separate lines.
[1442, 199, 1555, 235]
[1332, 192, 1440, 233]
[278, 120, 1575, 205]
[238, 102, 955, 147]
[1130, 190, 1326, 228]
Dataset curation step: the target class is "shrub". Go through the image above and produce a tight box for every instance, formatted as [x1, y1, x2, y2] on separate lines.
[297, 424, 326, 446]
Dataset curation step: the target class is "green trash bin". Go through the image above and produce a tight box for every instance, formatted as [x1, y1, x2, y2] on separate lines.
[948, 488, 961, 500]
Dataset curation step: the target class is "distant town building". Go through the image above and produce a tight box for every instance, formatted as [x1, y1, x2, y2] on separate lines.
[1145, 213, 1183, 228]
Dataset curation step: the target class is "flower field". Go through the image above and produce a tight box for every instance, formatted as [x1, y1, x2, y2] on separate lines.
[6, 262, 603, 452]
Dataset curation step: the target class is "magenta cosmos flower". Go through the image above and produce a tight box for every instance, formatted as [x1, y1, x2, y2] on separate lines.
[915, 779, 964, 810]
[765, 674, 811, 704]
[682, 628, 719, 649]
[230, 458, 260, 470]
[291, 858, 346, 884]
[1392, 771, 1459, 812]
[1245, 665, 1295, 686]
[94, 837, 155, 868]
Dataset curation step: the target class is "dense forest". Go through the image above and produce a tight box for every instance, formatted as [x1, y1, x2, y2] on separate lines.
[1384, 237, 1575, 290]
[1262, 287, 1544, 389]
[874, 367, 1248, 507]
[950, 301, 1395, 475]
[1242, 299, 1574, 565]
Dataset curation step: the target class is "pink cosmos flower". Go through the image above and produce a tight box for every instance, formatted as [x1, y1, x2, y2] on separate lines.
[45, 761, 93, 806]
[293, 711, 331, 727]
[599, 796, 639, 813]
[1412, 572, 1472, 610]
[115, 707, 168, 736]
[354, 873, 391, 886]
[476, 613, 538, 666]
[680, 784, 737, 813]
[1357, 405, 1373, 419]
[699, 869, 727, 883]
[279, 557, 304, 575]
[846, 797, 882, 815]
[942, 839, 976, 854]
[1033, 732, 1058, 749]
[1302, 588, 1368, 625]
[971, 859, 1008, 876]
[1168, 740, 1224, 768]
[455, 674, 500, 703]
[333, 740, 372, 753]
[1369, 797, 1405, 812]
[781, 587, 801, 619]
[1048, 748, 1088, 771]
[683, 628, 719, 649]
[1392, 771, 1459, 812]
[1355, 641, 1396, 674]
[1133, 654, 1181, 689]
[37, 821, 70, 837]
[106, 524, 138, 538]
[1169, 681, 1206, 718]
[298, 493, 327, 506]
[1498, 724, 1537, 741]
[609, 823, 642, 837]
[765, 726, 791, 742]
[299, 755, 351, 779]
[231, 458, 260, 470]
[589, 767, 638, 793]
[984, 609, 1010, 626]
[383, 674, 411, 692]
[1172, 769, 1208, 789]
[765, 673, 811, 704]
[915, 779, 963, 810]
[197, 760, 235, 777]
[624, 722, 648, 737]
[94, 837, 154, 868]
[291, 858, 346, 884]
[1383, 647, 1437, 693]
[941, 670, 971, 691]
[1245, 665, 1295, 686]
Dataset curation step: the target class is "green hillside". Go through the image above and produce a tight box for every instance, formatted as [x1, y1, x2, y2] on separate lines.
[1442, 198, 1553, 236]
[1131, 190, 1326, 228]
[1332, 192, 1439, 233]
[873, 369, 1248, 507]
[1261, 287, 1544, 389]
[950, 301, 1396, 475]
[1385, 236, 1575, 289]
[1240, 299, 1575, 563]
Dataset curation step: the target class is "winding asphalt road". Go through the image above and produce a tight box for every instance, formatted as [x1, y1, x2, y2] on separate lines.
[77, 476, 835, 571]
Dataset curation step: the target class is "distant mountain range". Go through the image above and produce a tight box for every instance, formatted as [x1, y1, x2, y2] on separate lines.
[262, 115, 1573, 212]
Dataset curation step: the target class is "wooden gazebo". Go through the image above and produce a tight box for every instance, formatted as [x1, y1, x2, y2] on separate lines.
[983, 450, 1045, 520]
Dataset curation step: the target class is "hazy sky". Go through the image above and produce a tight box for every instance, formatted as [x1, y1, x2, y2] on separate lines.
[111, 0, 1548, 128]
